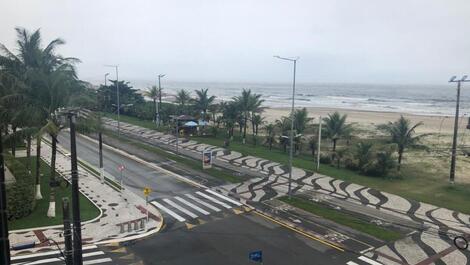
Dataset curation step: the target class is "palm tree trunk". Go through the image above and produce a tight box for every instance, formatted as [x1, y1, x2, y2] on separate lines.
[243, 114, 248, 144]
[47, 135, 57, 217]
[35, 136, 43, 200]
[26, 135, 31, 172]
[11, 126, 16, 156]
[397, 149, 403, 171]
[333, 139, 337, 151]
[153, 98, 157, 123]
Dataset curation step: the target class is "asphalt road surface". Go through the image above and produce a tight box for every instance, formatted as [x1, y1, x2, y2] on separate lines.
[57, 131, 195, 199]
[57, 132, 366, 265]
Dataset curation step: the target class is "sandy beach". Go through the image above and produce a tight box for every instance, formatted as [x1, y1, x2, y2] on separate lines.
[265, 107, 466, 135]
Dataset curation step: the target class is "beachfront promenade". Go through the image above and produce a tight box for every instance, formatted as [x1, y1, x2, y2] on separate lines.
[103, 117, 470, 265]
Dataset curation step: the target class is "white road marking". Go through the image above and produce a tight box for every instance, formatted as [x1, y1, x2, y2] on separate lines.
[163, 198, 198, 219]
[151, 201, 186, 222]
[196, 191, 231, 209]
[83, 258, 113, 264]
[185, 194, 221, 212]
[175, 196, 210, 215]
[12, 245, 98, 260]
[205, 189, 243, 206]
[347, 262, 360, 265]
[358, 256, 383, 265]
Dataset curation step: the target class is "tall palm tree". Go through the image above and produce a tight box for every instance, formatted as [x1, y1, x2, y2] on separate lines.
[323, 112, 353, 151]
[144, 86, 159, 123]
[264, 123, 276, 150]
[251, 114, 265, 136]
[377, 116, 424, 171]
[233, 89, 264, 144]
[194, 88, 215, 121]
[276, 117, 291, 152]
[175, 89, 192, 113]
[293, 108, 313, 134]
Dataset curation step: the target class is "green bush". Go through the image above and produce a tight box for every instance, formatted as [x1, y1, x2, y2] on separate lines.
[5, 156, 35, 220]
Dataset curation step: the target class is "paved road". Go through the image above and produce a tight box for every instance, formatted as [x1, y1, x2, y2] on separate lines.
[109, 212, 361, 265]
[57, 131, 195, 199]
[57, 131, 372, 265]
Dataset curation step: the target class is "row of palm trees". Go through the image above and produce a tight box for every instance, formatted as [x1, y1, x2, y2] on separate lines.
[0, 28, 82, 218]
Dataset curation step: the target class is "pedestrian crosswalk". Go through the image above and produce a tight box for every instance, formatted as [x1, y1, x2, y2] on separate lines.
[151, 189, 245, 224]
[11, 245, 113, 265]
[346, 256, 384, 265]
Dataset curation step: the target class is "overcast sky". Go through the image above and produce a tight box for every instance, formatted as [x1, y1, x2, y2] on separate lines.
[1, 0, 469, 86]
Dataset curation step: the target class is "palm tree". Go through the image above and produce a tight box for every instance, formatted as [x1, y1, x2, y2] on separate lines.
[353, 142, 374, 173]
[293, 108, 313, 134]
[175, 89, 192, 114]
[375, 145, 397, 176]
[251, 114, 265, 136]
[377, 116, 424, 171]
[276, 116, 291, 153]
[233, 89, 264, 144]
[308, 136, 317, 160]
[194, 88, 215, 122]
[144, 86, 159, 123]
[264, 123, 276, 150]
[323, 112, 353, 151]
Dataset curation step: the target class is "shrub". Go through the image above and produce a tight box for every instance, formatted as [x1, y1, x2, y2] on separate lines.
[5, 156, 35, 220]
[319, 153, 332, 164]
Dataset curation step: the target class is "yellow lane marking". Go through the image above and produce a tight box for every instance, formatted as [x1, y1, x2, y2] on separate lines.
[253, 211, 344, 252]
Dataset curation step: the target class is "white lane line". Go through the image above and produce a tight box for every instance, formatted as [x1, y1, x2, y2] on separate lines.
[83, 251, 105, 258]
[175, 197, 210, 215]
[196, 191, 231, 209]
[13, 257, 59, 265]
[163, 198, 198, 219]
[12, 245, 98, 260]
[151, 201, 186, 222]
[205, 189, 243, 206]
[358, 256, 383, 265]
[347, 262, 360, 265]
[83, 258, 113, 264]
[185, 194, 221, 212]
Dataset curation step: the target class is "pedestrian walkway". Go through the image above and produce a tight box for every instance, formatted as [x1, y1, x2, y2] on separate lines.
[151, 189, 247, 227]
[9, 136, 163, 255]
[11, 244, 112, 265]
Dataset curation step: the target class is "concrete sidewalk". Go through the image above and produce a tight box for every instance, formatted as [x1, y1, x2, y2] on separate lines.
[8, 137, 163, 255]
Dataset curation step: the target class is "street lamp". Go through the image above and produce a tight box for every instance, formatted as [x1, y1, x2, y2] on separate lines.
[105, 65, 120, 136]
[274, 55, 299, 199]
[104, 73, 109, 87]
[157, 74, 165, 126]
[56, 108, 83, 265]
[449, 75, 470, 184]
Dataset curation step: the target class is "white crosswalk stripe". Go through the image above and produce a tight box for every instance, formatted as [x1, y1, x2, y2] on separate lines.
[163, 198, 198, 218]
[151, 201, 186, 222]
[347, 261, 360, 265]
[205, 189, 243, 206]
[185, 194, 221, 212]
[196, 191, 232, 209]
[175, 196, 210, 215]
[358, 256, 383, 265]
[11, 245, 112, 265]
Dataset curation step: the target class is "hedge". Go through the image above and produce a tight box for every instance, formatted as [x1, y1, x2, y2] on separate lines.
[5, 156, 35, 220]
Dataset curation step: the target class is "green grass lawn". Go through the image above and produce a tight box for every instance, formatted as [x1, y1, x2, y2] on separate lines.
[8, 157, 101, 230]
[101, 113, 470, 214]
[280, 196, 403, 242]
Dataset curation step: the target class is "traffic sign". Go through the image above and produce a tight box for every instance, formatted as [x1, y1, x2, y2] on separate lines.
[249, 250, 262, 263]
[143, 187, 151, 196]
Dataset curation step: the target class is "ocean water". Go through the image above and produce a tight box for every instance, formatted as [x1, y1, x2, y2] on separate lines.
[137, 81, 470, 117]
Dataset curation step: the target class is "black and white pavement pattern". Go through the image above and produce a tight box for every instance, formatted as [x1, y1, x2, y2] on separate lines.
[104, 118, 470, 265]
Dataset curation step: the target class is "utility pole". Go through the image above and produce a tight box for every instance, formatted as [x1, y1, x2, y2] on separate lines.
[104, 73, 109, 87]
[175, 116, 179, 154]
[317, 116, 322, 171]
[274, 56, 299, 199]
[68, 113, 83, 265]
[62, 198, 73, 265]
[449, 75, 469, 184]
[157, 74, 165, 126]
[99, 132, 104, 184]
[0, 127, 11, 265]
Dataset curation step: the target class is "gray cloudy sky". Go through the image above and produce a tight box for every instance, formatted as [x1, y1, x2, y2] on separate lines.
[1, 0, 469, 85]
